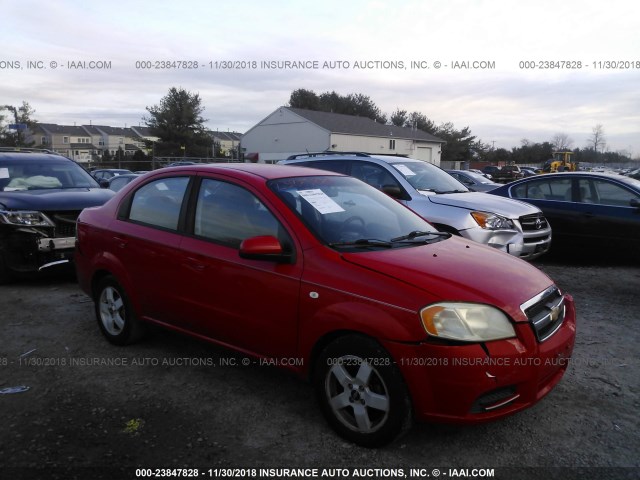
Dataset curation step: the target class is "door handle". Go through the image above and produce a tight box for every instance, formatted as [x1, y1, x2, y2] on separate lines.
[185, 256, 206, 271]
[113, 236, 128, 248]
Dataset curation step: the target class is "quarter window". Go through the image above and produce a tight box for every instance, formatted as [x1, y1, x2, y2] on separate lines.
[128, 177, 189, 230]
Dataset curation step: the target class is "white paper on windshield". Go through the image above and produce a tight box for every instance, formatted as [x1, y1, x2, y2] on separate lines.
[0, 168, 9, 179]
[297, 189, 345, 214]
[395, 164, 416, 176]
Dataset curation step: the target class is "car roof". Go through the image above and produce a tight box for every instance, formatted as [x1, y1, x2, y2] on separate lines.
[504, 171, 640, 190]
[157, 162, 344, 180]
[0, 151, 73, 163]
[108, 173, 139, 179]
[284, 152, 424, 166]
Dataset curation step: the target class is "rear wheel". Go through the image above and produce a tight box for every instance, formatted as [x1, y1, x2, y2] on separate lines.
[314, 334, 412, 447]
[94, 275, 145, 345]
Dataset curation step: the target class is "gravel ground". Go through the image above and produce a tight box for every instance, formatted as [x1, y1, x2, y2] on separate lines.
[1, 254, 639, 480]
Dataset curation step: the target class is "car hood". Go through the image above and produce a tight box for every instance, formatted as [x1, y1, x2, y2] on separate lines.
[426, 191, 540, 217]
[0, 188, 115, 211]
[341, 237, 553, 322]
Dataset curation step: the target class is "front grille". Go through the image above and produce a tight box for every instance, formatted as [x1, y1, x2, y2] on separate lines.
[521, 286, 566, 342]
[520, 213, 549, 232]
[47, 211, 81, 238]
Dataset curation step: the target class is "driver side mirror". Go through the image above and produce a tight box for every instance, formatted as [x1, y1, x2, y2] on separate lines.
[381, 184, 408, 200]
[239, 235, 294, 263]
[630, 198, 640, 209]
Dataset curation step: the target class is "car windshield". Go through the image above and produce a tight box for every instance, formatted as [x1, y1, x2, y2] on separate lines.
[269, 175, 444, 249]
[0, 159, 100, 191]
[390, 161, 469, 194]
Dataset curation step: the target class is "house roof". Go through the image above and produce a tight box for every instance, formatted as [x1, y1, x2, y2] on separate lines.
[211, 131, 243, 142]
[90, 125, 136, 136]
[36, 123, 91, 136]
[131, 126, 155, 138]
[286, 107, 445, 143]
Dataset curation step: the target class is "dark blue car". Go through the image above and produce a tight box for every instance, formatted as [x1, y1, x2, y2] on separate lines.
[488, 172, 640, 252]
[0, 149, 114, 282]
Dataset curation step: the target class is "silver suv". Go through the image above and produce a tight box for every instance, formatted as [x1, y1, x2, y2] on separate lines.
[280, 153, 551, 260]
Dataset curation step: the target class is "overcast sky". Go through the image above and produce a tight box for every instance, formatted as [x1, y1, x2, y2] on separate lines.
[2, 0, 639, 157]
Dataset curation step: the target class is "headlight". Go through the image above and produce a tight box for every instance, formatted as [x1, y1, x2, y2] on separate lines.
[0, 210, 55, 227]
[470, 211, 515, 230]
[420, 302, 516, 342]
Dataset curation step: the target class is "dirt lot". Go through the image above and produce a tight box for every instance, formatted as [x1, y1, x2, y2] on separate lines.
[1, 254, 639, 480]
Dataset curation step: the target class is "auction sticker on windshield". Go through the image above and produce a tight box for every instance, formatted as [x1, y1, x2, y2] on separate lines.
[394, 164, 416, 176]
[297, 189, 345, 214]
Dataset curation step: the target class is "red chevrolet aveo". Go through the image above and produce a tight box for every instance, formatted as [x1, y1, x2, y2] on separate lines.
[75, 164, 576, 447]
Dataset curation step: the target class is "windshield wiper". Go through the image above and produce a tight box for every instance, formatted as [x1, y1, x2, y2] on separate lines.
[390, 230, 451, 242]
[328, 238, 393, 249]
[438, 189, 468, 194]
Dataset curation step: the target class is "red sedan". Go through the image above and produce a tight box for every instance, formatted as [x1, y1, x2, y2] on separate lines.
[75, 163, 576, 447]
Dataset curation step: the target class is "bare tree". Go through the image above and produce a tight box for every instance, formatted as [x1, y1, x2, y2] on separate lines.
[588, 124, 606, 153]
[551, 133, 574, 151]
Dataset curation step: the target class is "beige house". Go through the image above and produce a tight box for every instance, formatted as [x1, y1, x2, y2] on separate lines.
[211, 131, 242, 159]
[28, 124, 154, 163]
[242, 107, 445, 165]
[29, 124, 97, 163]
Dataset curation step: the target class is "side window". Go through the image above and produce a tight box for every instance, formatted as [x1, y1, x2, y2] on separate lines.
[128, 177, 189, 230]
[512, 178, 572, 201]
[579, 178, 640, 206]
[194, 179, 281, 248]
[351, 162, 400, 190]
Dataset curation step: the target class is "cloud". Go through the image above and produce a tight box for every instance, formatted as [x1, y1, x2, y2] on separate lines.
[3, 0, 639, 155]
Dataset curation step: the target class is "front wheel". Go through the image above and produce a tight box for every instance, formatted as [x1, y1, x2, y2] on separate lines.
[94, 275, 145, 345]
[314, 335, 412, 447]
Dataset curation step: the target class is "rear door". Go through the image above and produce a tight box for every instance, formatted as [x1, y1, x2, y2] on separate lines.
[572, 177, 640, 247]
[113, 175, 192, 323]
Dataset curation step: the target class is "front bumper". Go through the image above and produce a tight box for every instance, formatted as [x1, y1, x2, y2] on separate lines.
[1, 230, 75, 275]
[462, 225, 552, 261]
[384, 294, 576, 424]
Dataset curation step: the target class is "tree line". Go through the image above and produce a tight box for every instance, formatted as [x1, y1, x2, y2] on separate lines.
[288, 88, 634, 166]
[2, 89, 636, 166]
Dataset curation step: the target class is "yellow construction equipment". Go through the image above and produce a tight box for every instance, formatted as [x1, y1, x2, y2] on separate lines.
[544, 151, 578, 173]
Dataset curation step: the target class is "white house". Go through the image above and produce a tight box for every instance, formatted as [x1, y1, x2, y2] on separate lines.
[241, 107, 446, 165]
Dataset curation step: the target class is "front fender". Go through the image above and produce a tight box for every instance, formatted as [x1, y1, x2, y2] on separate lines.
[298, 292, 424, 376]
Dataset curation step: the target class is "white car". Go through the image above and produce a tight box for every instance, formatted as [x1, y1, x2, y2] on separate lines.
[280, 153, 552, 260]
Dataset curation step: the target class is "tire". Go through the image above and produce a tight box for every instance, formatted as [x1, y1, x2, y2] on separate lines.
[314, 334, 412, 447]
[94, 275, 145, 345]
